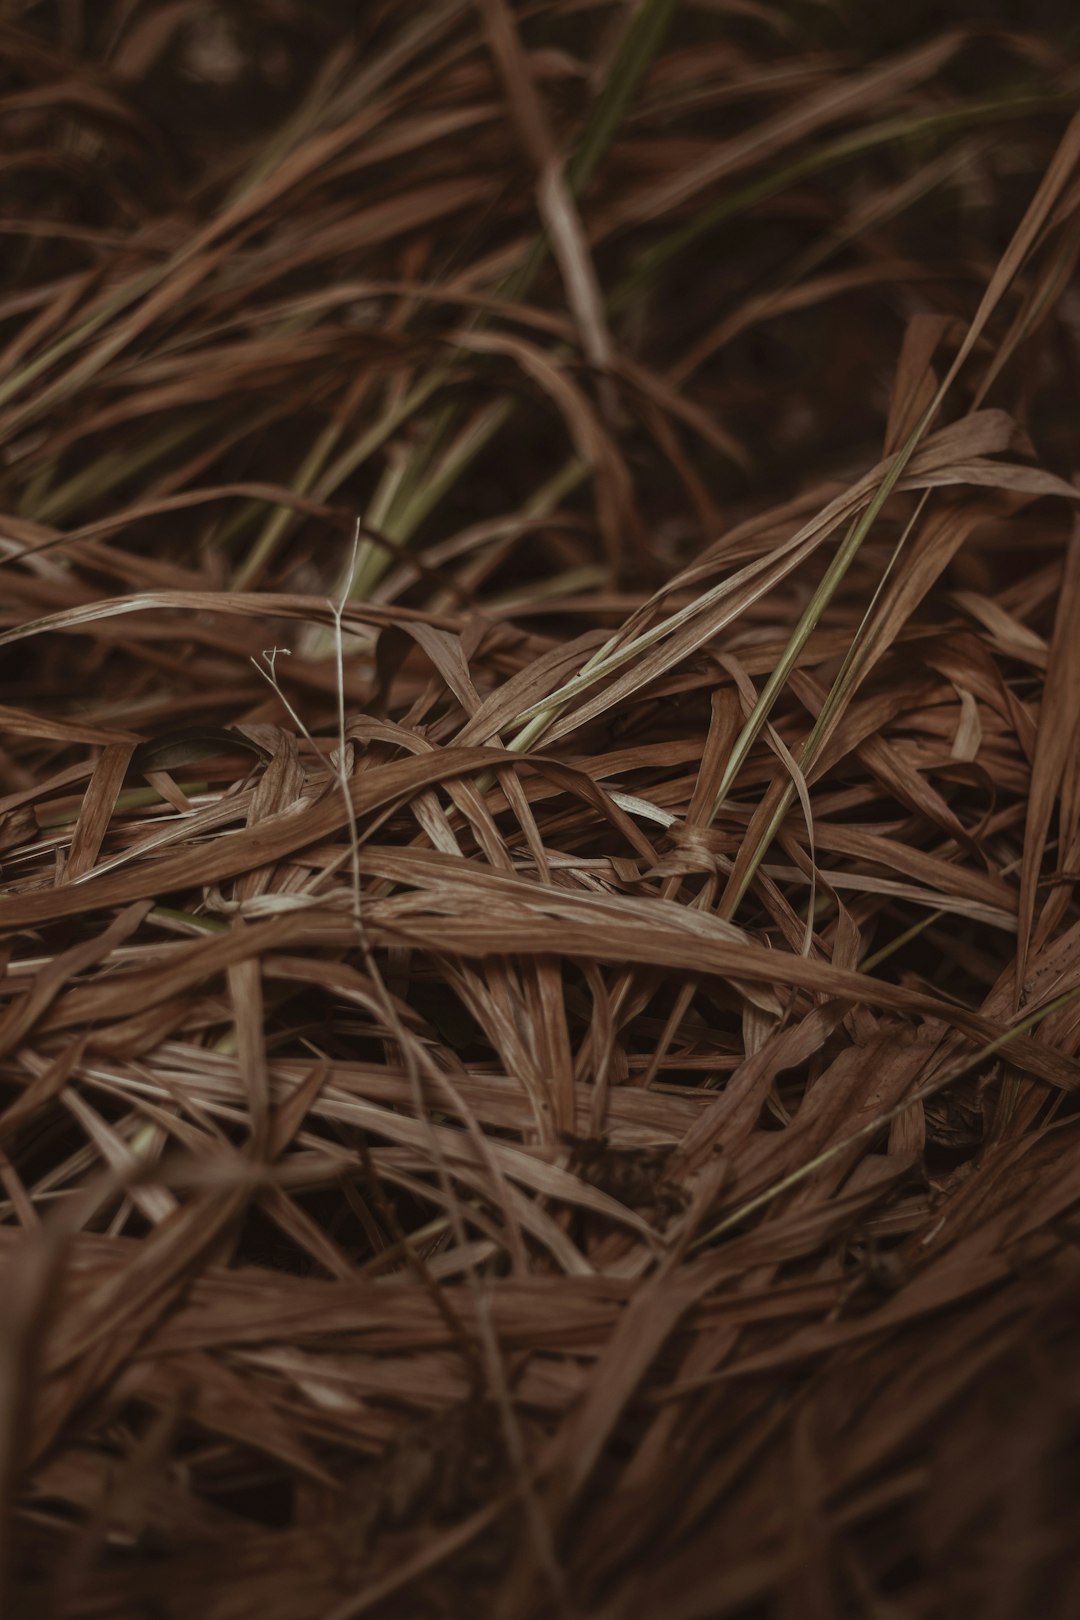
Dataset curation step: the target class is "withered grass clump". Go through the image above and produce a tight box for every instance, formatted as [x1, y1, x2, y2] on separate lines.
[2, 4, 1080, 1617]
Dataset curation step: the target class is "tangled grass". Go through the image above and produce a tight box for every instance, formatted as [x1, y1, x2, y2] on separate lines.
[2, 3, 1080, 1616]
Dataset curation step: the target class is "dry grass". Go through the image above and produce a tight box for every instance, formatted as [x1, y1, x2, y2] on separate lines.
[2, 3, 1080, 1616]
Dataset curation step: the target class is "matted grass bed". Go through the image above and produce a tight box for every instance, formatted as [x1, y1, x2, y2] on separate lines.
[2, 4, 1080, 1616]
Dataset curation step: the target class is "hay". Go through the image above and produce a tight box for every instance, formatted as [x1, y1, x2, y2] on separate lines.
[2, 4, 1080, 1615]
